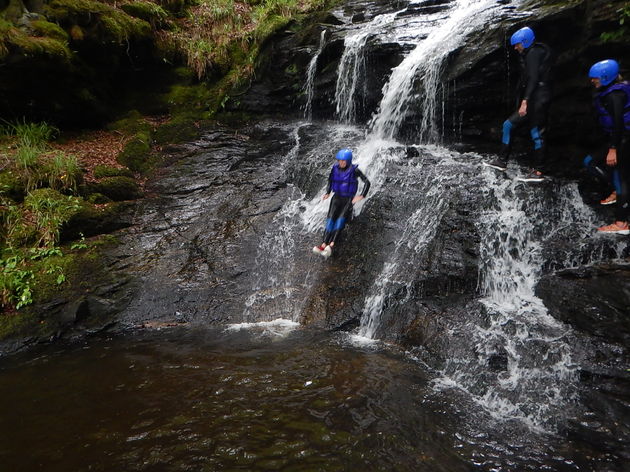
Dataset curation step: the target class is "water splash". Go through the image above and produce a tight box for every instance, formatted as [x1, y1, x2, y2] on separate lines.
[434, 166, 629, 430]
[358, 148, 463, 338]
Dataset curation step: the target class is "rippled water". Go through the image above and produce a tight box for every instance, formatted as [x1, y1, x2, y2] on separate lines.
[0, 327, 617, 472]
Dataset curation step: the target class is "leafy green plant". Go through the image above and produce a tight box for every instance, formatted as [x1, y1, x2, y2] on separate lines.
[15, 145, 39, 169]
[3, 120, 58, 150]
[29, 246, 63, 260]
[0, 251, 34, 309]
[24, 189, 82, 247]
[601, 5, 630, 42]
[45, 151, 81, 193]
[70, 234, 88, 250]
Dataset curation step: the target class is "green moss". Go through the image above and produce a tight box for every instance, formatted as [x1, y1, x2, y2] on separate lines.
[63, 200, 133, 239]
[0, 170, 26, 201]
[30, 19, 70, 42]
[45, 0, 152, 43]
[120, 1, 170, 28]
[116, 132, 153, 172]
[86, 192, 112, 204]
[93, 165, 134, 179]
[93, 176, 142, 201]
[153, 115, 205, 145]
[4, 27, 72, 59]
[106, 110, 152, 135]
[0, 309, 41, 341]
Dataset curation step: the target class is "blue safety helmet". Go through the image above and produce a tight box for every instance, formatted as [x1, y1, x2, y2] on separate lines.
[510, 26, 535, 49]
[335, 148, 353, 162]
[589, 59, 619, 87]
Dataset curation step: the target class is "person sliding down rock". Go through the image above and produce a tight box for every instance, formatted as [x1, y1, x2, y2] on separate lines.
[587, 59, 630, 234]
[313, 149, 370, 258]
[485, 26, 553, 182]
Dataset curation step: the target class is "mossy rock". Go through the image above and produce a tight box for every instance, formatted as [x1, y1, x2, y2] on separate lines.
[86, 192, 112, 204]
[93, 176, 142, 201]
[63, 200, 134, 239]
[153, 115, 203, 145]
[116, 132, 152, 172]
[0, 170, 26, 201]
[93, 164, 134, 179]
[107, 110, 152, 135]
[120, 1, 169, 28]
[45, 0, 152, 44]
[30, 19, 69, 42]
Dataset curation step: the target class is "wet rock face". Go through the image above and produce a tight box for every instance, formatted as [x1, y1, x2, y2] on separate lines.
[239, 0, 630, 167]
[537, 265, 630, 464]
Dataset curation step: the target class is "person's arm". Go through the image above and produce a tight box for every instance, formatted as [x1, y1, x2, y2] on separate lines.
[604, 90, 626, 166]
[523, 47, 542, 101]
[323, 167, 333, 199]
[519, 47, 544, 115]
[354, 169, 370, 198]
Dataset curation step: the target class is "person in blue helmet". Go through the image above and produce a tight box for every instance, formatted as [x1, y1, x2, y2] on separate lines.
[485, 26, 553, 182]
[585, 59, 630, 234]
[313, 149, 370, 258]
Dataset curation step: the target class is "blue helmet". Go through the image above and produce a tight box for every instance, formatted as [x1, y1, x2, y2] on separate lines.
[510, 26, 535, 49]
[335, 148, 353, 162]
[589, 59, 619, 87]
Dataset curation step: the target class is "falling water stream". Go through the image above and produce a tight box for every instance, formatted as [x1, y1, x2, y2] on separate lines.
[1, 0, 629, 470]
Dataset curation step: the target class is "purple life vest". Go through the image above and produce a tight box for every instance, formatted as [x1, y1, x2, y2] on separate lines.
[331, 163, 359, 198]
[594, 81, 630, 133]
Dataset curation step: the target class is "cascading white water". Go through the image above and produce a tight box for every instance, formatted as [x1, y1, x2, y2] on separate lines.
[433, 167, 629, 429]
[303, 30, 327, 121]
[243, 124, 365, 322]
[334, 12, 399, 123]
[350, 0, 504, 339]
[370, 0, 504, 142]
[358, 148, 464, 339]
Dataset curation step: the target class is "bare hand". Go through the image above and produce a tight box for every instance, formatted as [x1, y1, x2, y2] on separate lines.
[352, 195, 364, 204]
[606, 148, 617, 167]
[322, 193, 330, 200]
[518, 100, 528, 117]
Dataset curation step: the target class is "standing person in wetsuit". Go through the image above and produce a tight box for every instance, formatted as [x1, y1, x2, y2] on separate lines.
[486, 26, 553, 182]
[585, 59, 630, 234]
[313, 149, 370, 258]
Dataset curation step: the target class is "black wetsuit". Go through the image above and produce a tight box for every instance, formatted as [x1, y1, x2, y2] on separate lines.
[501, 42, 553, 169]
[323, 168, 370, 245]
[588, 85, 630, 221]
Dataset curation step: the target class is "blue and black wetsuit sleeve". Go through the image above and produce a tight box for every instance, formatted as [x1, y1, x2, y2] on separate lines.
[326, 168, 333, 194]
[603, 89, 627, 149]
[355, 169, 371, 197]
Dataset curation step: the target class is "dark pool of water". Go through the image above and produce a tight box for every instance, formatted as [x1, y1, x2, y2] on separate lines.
[0, 326, 620, 471]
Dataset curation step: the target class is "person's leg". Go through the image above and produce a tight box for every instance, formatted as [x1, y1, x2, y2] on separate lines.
[487, 111, 526, 170]
[613, 137, 630, 223]
[322, 196, 344, 245]
[584, 147, 618, 203]
[528, 88, 551, 172]
[599, 136, 630, 233]
[328, 199, 354, 247]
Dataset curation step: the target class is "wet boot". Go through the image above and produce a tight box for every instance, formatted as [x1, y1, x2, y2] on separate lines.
[485, 144, 509, 171]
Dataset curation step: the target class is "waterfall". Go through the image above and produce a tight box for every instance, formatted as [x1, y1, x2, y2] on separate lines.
[334, 12, 399, 123]
[303, 29, 327, 120]
[354, 0, 504, 339]
[370, 0, 504, 142]
[357, 147, 464, 339]
[433, 168, 629, 429]
[243, 124, 365, 322]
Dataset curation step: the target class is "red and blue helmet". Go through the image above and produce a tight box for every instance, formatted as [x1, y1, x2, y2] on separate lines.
[510, 26, 535, 49]
[335, 149, 353, 162]
[589, 59, 619, 87]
